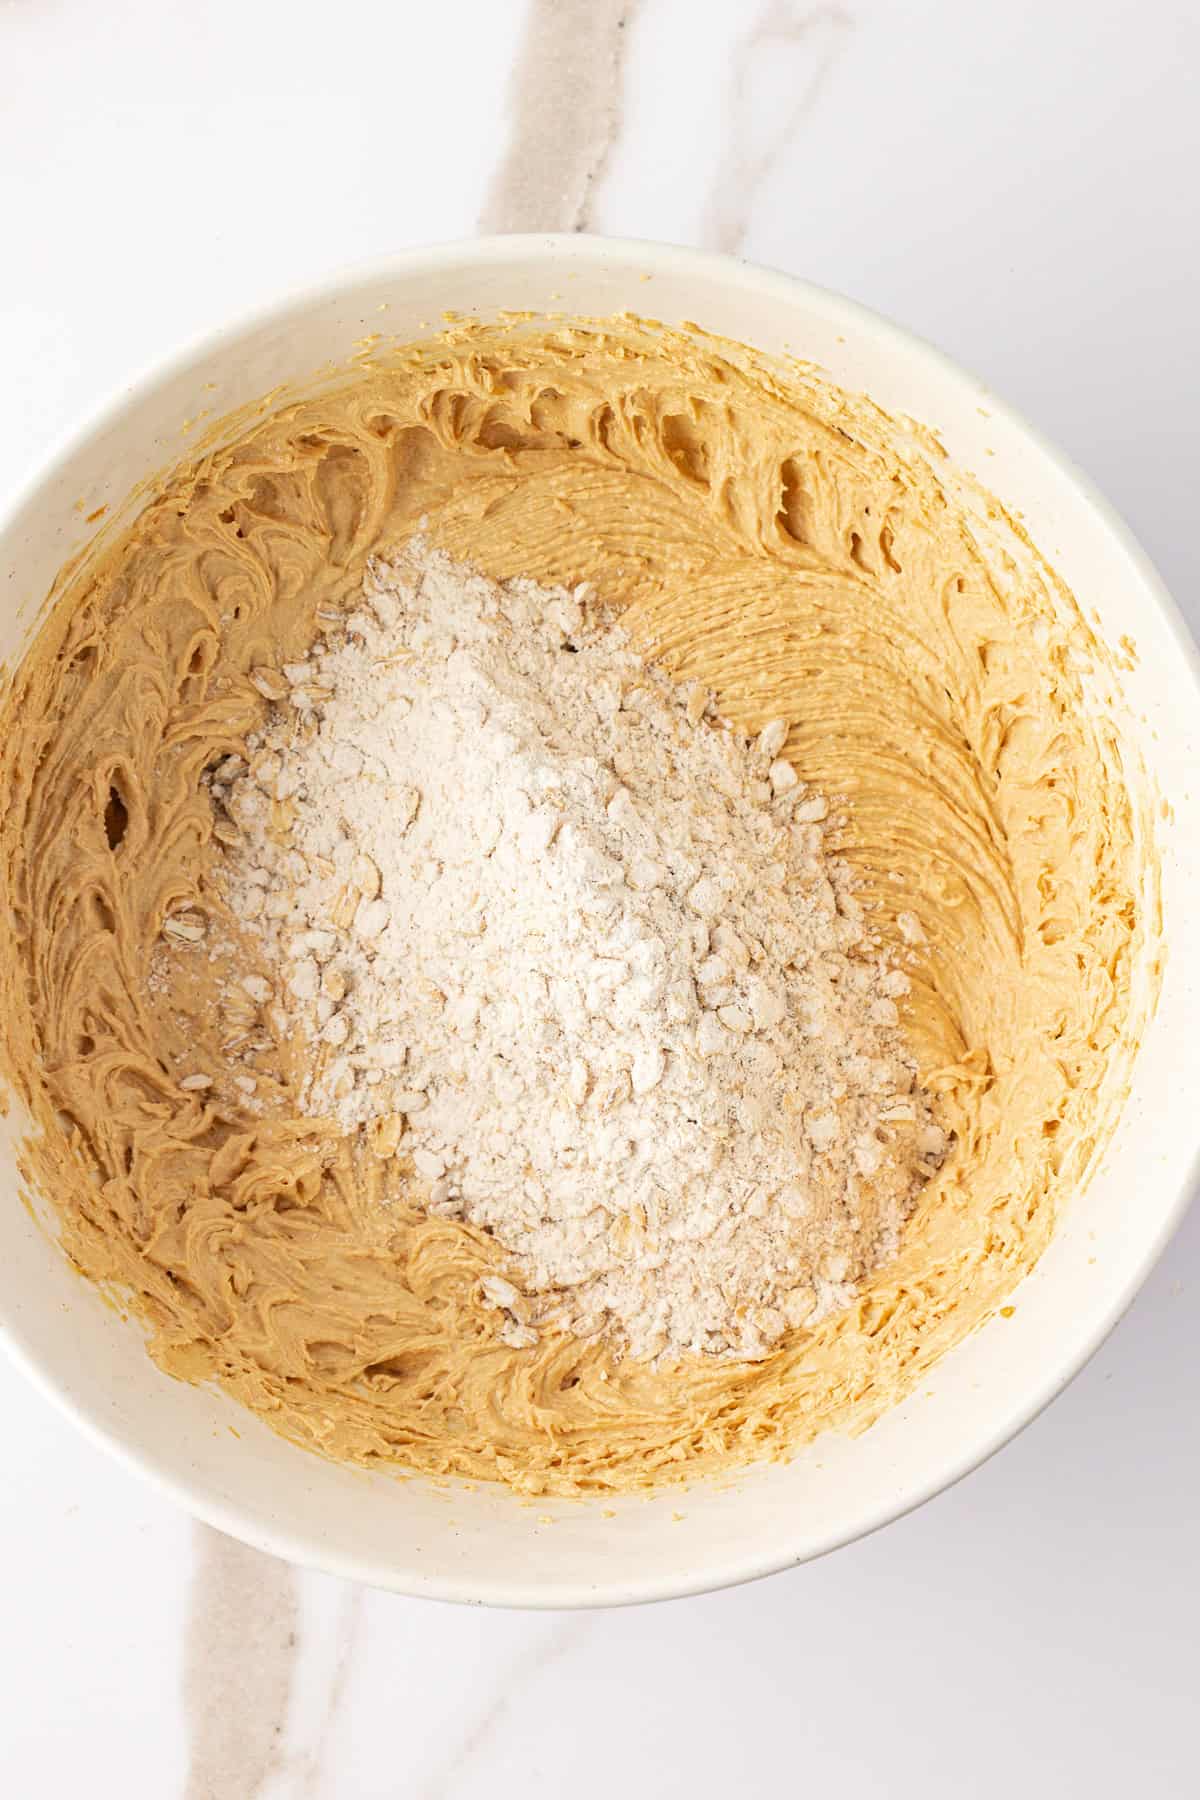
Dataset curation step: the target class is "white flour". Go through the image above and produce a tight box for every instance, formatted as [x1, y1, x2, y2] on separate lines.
[206, 541, 946, 1363]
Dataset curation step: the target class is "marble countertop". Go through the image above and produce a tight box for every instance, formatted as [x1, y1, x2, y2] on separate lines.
[2, 1, 1198, 1794]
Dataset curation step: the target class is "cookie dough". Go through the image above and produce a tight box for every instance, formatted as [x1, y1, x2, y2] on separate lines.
[0, 317, 1156, 1494]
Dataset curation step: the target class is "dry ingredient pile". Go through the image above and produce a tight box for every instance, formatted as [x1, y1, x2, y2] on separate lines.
[208, 540, 947, 1365]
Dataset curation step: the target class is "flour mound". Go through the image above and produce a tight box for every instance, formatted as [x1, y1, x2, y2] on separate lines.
[208, 541, 946, 1363]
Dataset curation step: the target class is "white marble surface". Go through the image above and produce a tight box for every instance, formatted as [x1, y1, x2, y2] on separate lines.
[2, 0, 1199, 1793]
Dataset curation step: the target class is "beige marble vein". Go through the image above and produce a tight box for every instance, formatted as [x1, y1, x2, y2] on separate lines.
[704, 1, 853, 252]
[479, 0, 638, 232]
[183, 1526, 299, 1800]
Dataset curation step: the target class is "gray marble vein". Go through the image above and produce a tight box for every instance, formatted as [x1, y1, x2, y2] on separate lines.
[297, 1588, 366, 1798]
[183, 1525, 300, 1800]
[479, 0, 638, 233]
[417, 1616, 587, 1799]
[704, 1, 853, 253]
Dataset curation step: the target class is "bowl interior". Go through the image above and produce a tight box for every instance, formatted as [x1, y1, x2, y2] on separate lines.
[1, 237, 1197, 1606]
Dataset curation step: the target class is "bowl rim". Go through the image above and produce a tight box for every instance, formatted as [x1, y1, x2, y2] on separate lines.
[1, 232, 1198, 1609]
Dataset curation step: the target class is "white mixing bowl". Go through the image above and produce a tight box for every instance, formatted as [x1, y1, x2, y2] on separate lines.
[1, 237, 1197, 1607]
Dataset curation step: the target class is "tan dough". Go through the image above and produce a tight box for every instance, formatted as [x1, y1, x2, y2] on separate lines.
[0, 317, 1156, 1495]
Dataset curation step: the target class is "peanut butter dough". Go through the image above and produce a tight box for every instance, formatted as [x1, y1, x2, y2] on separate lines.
[0, 317, 1155, 1495]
